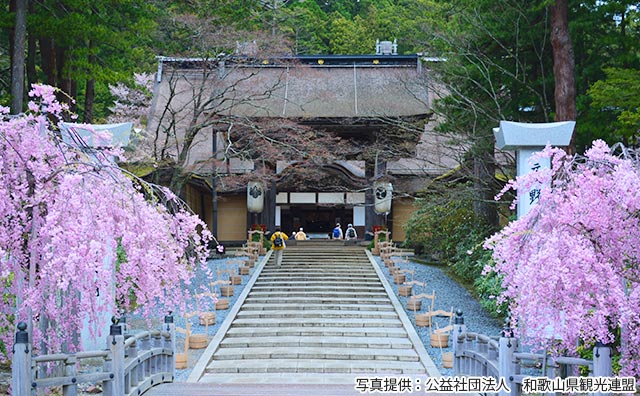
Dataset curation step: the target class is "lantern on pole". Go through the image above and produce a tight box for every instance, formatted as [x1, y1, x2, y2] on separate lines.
[247, 181, 264, 213]
[373, 181, 393, 214]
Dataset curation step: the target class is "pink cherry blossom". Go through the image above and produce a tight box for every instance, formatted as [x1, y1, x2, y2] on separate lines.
[0, 85, 211, 358]
[485, 140, 640, 378]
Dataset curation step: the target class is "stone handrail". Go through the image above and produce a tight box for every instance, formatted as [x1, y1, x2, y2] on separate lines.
[452, 311, 614, 396]
[12, 314, 176, 396]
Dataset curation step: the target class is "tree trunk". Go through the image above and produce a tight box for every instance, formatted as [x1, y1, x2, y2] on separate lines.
[83, 48, 96, 123]
[550, 0, 576, 153]
[472, 140, 499, 229]
[26, 27, 37, 90]
[39, 37, 56, 85]
[10, 0, 27, 114]
[56, 45, 73, 118]
[84, 78, 95, 123]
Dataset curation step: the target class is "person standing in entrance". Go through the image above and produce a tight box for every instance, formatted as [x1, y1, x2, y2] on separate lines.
[270, 227, 288, 267]
[295, 227, 308, 240]
[345, 224, 358, 240]
[332, 223, 343, 239]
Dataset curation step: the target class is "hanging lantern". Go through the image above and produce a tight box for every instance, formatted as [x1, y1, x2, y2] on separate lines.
[247, 181, 264, 213]
[374, 181, 393, 214]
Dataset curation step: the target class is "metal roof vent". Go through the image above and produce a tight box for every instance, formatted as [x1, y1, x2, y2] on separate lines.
[376, 39, 398, 55]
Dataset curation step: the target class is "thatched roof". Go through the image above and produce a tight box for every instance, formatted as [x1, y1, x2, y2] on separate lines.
[151, 55, 432, 121]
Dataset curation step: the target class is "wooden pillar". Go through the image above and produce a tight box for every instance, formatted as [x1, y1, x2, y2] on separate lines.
[265, 180, 277, 231]
[164, 313, 176, 377]
[63, 356, 78, 396]
[498, 319, 517, 396]
[108, 318, 125, 396]
[452, 310, 466, 376]
[365, 160, 386, 233]
[11, 322, 31, 396]
[211, 129, 218, 237]
[593, 342, 612, 396]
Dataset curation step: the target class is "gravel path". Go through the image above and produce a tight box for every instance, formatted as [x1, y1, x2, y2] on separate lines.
[372, 255, 503, 376]
[143, 251, 502, 381]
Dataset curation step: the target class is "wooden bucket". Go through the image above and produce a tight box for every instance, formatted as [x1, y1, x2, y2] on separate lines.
[215, 299, 229, 310]
[231, 275, 242, 285]
[199, 312, 216, 326]
[406, 298, 422, 311]
[430, 333, 449, 348]
[220, 285, 234, 297]
[442, 352, 454, 368]
[175, 352, 187, 369]
[415, 313, 432, 327]
[393, 273, 406, 284]
[238, 266, 250, 275]
[398, 285, 412, 297]
[245, 259, 255, 268]
[189, 334, 208, 349]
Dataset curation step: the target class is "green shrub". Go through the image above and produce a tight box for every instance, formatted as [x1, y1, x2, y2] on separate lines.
[404, 183, 506, 318]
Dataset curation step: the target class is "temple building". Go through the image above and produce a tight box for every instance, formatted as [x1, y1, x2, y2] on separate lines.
[145, 41, 459, 244]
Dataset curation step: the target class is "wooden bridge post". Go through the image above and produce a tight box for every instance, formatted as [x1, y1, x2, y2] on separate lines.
[63, 356, 78, 396]
[11, 322, 31, 396]
[107, 317, 125, 396]
[102, 350, 114, 396]
[452, 310, 466, 375]
[164, 312, 176, 378]
[593, 342, 612, 396]
[498, 318, 516, 396]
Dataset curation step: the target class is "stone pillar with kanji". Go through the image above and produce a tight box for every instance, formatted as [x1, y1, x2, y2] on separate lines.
[493, 121, 575, 219]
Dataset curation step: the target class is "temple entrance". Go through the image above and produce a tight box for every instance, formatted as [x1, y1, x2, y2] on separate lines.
[280, 205, 353, 238]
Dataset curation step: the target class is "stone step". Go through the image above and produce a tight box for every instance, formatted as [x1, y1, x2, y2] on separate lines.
[255, 274, 379, 285]
[239, 303, 396, 312]
[219, 336, 413, 349]
[195, 372, 372, 385]
[205, 358, 427, 374]
[280, 248, 366, 252]
[235, 309, 398, 320]
[272, 258, 371, 262]
[275, 258, 369, 261]
[188, 245, 435, 385]
[263, 267, 373, 271]
[224, 326, 409, 338]
[254, 279, 379, 285]
[247, 291, 388, 298]
[253, 279, 384, 289]
[280, 253, 367, 256]
[267, 256, 370, 261]
[243, 296, 391, 305]
[260, 267, 374, 273]
[258, 272, 376, 277]
[249, 286, 385, 293]
[230, 317, 403, 328]
[212, 346, 420, 362]
[256, 274, 379, 281]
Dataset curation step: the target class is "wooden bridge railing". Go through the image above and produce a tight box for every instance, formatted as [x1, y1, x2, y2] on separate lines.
[12, 314, 176, 396]
[452, 311, 614, 396]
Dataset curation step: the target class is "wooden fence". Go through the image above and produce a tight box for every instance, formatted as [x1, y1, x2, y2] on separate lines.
[452, 311, 615, 396]
[12, 314, 176, 396]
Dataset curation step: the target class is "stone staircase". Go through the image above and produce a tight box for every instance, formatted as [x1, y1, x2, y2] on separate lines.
[190, 245, 436, 384]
